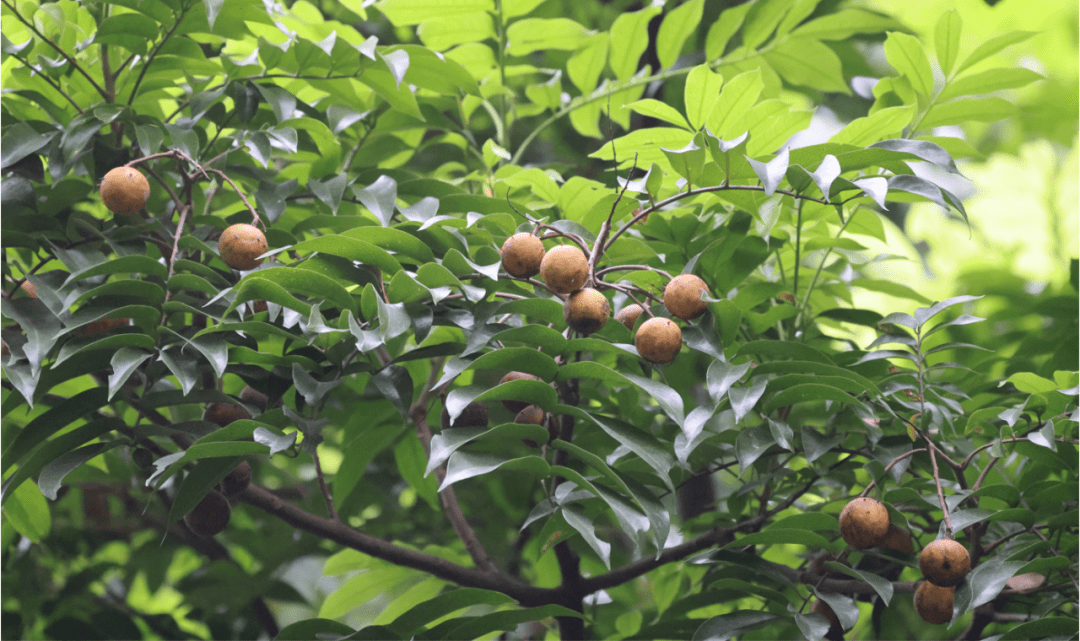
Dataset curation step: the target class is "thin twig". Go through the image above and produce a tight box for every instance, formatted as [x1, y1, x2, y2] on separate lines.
[927, 444, 953, 538]
[311, 448, 339, 521]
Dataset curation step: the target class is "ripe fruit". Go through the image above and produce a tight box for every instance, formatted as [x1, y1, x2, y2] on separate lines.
[221, 461, 252, 496]
[440, 401, 489, 429]
[563, 288, 610, 336]
[879, 523, 915, 554]
[516, 405, 545, 448]
[634, 317, 682, 365]
[240, 386, 268, 412]
[500, 233, 545, 278]
[100, 166, 150, 215]
[539, 245, 589, 294]
[219, 223, 268, 271]
[839, 497, 890, 549]
[615, 303, 645, 330]
[19, 280, 37, 298]
[663, 274, 710, 321]
[913, 581, 954, 624]
[204, 402, 252, 428]
[183, 490, 231, 537]
[919, 539, 971, 587]
[498, 371, 541, 413]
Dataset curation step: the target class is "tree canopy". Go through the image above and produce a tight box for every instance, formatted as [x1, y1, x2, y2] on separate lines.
[1, 0, 1077, 639]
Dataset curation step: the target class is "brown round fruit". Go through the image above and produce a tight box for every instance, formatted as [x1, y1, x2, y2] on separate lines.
[239, 386, 268, 412]
[539, 245, 589, 294]
[919, 539, 971, 587]
[563, 287, 610, 336]
[219, 223, 268, 271]
[913, 581, 954, 624]
[100, 166, 150, 215]
[663, 274, 710, 321]
[19, 280, 37, 298]
[634, 317, 682, 365]
[204, 402, 252, 428]
[500, 233, 545, 279]
[183, 490, 231, 537]
[440, 400, 489, 429]
[498, 371, 541, 413]
[516, 404, 546, 448]
[221, 461, 252, 496]
[879, 523, 915, 554]
[615, 303, 645, 331]
[839, 497, 890, 549]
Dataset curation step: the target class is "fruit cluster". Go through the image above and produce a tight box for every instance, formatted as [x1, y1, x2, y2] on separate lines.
[823, 497, 973, 630]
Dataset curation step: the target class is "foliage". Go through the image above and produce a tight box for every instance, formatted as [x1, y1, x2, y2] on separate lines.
[1, 0, 1076, 640]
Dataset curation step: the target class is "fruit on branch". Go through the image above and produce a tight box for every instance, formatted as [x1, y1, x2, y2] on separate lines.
[516, 404, 546, 448]
[615, 303, 645, 330]
[100, 166, 150, 215]
[77, 318, 131, 337]
[500, 233, 545, 278]
[634, 317, 682, 365]
[913, 581, 954, 624]
[183, 490, 232, 537]
[221, 461, 252, 496]
[498, 371, 542, 413]
[663, 274, 710, 321]
[219, 223, 268, 271]
[515, 405, 544, 425]
[19, 281, 37, 297]
[204, 402, 252, 428]
[539, 245, 589, 294]
[247, 300, 268, 314]
[919, 539, 971, 587]
[240, 386, 269, 412]
[440, 401, 489, 429]
[563, 287, 610, 336]
[879, 523, 915, 554]
[839, 497, 890, 549]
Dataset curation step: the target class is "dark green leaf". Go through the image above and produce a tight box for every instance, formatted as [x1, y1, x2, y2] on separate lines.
[692, 611, 779, 641]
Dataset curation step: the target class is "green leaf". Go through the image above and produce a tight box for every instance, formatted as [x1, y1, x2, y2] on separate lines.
[440, 604, 582, 640]
[1, 123, 55, 170]
[558, 361, 684, 426]
[736, 340, 836, 365]
[440, 451, 549, 489]
[684, 65, 724, 131]
[1, 388, 109, 478]
[609, 5, 660, 80]
[851, 278, 932, 305]
[38, 443, 120, 500]
[395, 436, 439, 510]
[567, 36, 608, 94]
[376, 0, 493, 26]
[884, 32, 934, 97]
[955, 30, 1036, 76]
[764, 38, 850, 94]
[939, 67, 1043, 102]
[707, 69, 764, 140]
[506, 18, 591, 56]
[935, 10, 962, 78]
[742, 0, 798, 50]
[704, 3, 752, 60]
[727, 528, 833, 549]
[419, 14, 496, 51]
[2, 481, 50, 543]
[919, 96, 1017, 130]
[791, 9, 902, 41]
[657, 0, 703, 70]
[746, 148, 789, 197]
[108, 347, 152, 400]
[692, 611, 779, 641]
[954, 560, 1025, 614]
[999, 618, 1080, 641]
[65, 255, 168, 284]
[829, 106, 915, 146]
[276, 619, 356, 641]
[627, 99, 691, 130]
[385, 588, 516, 638]
[1007, 372, 1059, 394]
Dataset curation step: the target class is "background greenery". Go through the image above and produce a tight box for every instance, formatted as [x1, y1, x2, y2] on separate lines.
[1, 0, 1076, 639]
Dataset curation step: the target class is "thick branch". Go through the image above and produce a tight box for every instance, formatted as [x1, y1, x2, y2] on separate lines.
[240, 485, 553, 604]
